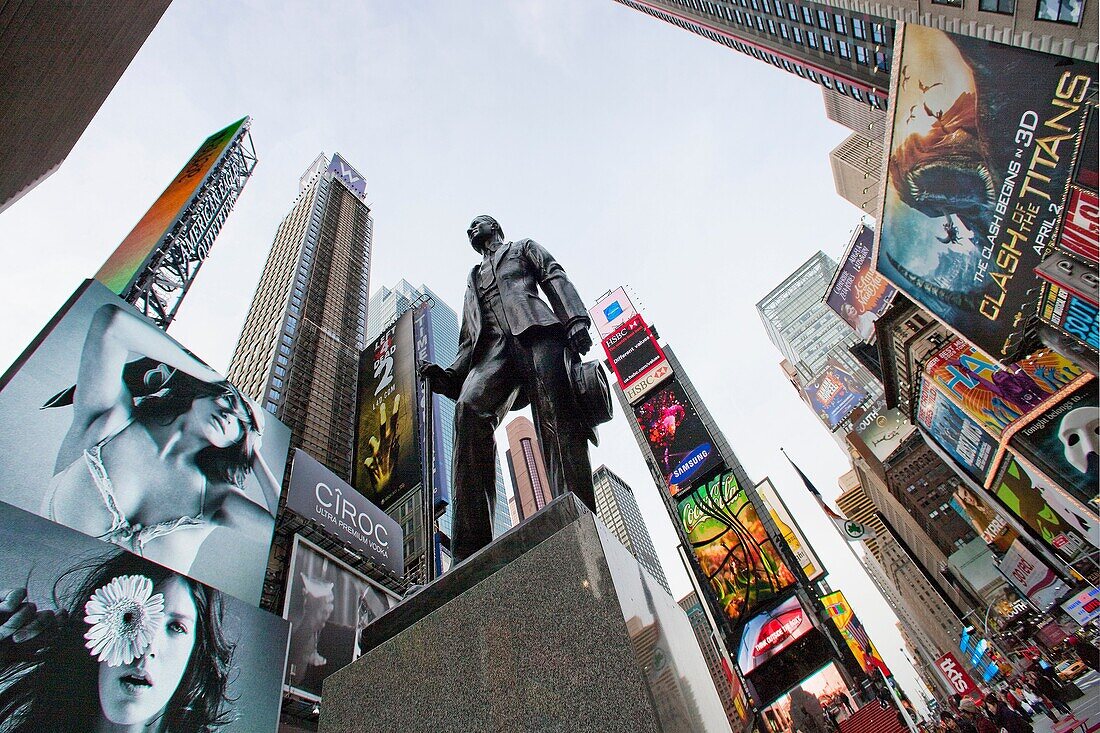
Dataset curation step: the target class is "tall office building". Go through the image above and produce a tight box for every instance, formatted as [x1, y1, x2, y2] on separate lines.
[505, 415, 554, 522]
[593, 465, 671, 593]
[0, 1, 171, 213]
[679, 592, 749, 729]
[366, 280, 510, 571]
[226, 152, 374, 608]
[823, 88, 888, 216]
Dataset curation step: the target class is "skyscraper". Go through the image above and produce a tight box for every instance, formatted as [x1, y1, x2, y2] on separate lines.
[366, 280, 510, 574]
[226, 152, 373, 608]
[679, 592, 749, 729]
[505, 415, 553, 522]
[593, 465, 671, 593]
[0, 1, 172, 213]
[824, 88, 887, 216]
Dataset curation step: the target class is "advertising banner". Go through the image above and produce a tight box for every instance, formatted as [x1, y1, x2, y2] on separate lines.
[1073, 106, 1097, 190]
[759, 663, 857, 733]
[679, 471, 796, 630]
[1009, 385, 1099, 509]
[1038, 282, 1100, 353]
[588, 286, 639, 339]
[923, 338, 1084, 438]
[0, 280, 291, 605]
[851, 398, 917, 463]
[935, 651, 979, 698]
[354, 310, 422, 509]
[737, 595, 813, 675]
[602, 314, 667, 391]
[875, 25, 1095, 362]
[820, 591, 891, 677]
[918, 378, 998, 482]
[0, 501, 288, 731]
[756, 478, 825, 582]
[286, 449, 404, 575]
[950, 485, 1018, 553]
[412, 305, 448, 510]
[634, 377, 723, 496]
[991, 455, 1096, 562]
[326, 153, 366, 197]
[998, 539, 1071, 610]
[826, 224, 896, 340]
[283, 535, 400, 701]
[624, 359, 674, 404]
[803, 359, 867, 430]
[1062, 587, 1100, 625]
[95, 118, 247, 297]
[1059, 186, 1099, 262]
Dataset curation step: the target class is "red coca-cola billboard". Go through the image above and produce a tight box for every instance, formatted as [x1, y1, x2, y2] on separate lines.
[935, 652, 979, 697]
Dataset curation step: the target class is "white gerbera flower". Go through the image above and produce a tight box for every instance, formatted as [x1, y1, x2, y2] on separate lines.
[83, 574, 165, 667]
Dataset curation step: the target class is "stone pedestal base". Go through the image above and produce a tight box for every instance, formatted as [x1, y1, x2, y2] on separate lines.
[319, 495, 732, 733]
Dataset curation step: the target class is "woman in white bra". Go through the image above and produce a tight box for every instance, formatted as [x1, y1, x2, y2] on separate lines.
[41, 302, 280, 577]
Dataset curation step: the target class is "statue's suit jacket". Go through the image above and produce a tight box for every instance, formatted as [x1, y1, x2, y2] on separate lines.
[442, 239, 589, 411]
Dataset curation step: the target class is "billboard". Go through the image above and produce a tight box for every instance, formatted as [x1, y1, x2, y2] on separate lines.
[826, 224, 896, 340]
[95, 118, 247, 297]
[286, 449, 404, 575]
[917, 377, 998, 483]
[997, 539, 1071, 611]
[991, 455, 1096, 562]
[1073, 106, 1097, 190]
[412, 305, 448, 509]
[1038, 282, 1100, 353]
[0, 500, 288, 731]
[601, 314, 667, 392]
[1059, 187, 1099, 262]
[326, 153, 366, 197]
[1009, 384, 1098, 509]
[633, 377, 723, 496]
[679, 471, 796, 630]
[820, 591, 891, 677]
[802, 359, 867, 430]
[922, 338, 1084, 438]
[624, 359, 674, 404]
[756, 478, 825, 582]
[950, 485, 1018, 553]
[736, 595, 814, 675]
[588, 286, 639, 339]
[1062, 586, 1100, 625]
[935, 651, 979, 698]
[354, 310, 422, 509]
[850, 399, 916, 462]
[875, 25, 1095, 362]
[283, 535, 400, 701]
[759, 663, 857, 733]
[0, 280, 291, 605]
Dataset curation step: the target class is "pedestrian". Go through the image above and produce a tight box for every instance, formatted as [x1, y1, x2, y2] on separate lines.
[1069, 636, 1100, 673]
[1020, 683, 1056, 722]
[985, 693, 1033, 733]
[959, 697, 997, 733]
[1031, 666, 1073, 714]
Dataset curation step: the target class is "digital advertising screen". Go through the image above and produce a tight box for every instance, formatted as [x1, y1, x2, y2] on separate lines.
[0, 500, 289, 731]
[95, 118, 247, 297]
[826, 224, 895, 340]
[917, 376, 998, 483]
[820, 591, 890, 677]
[282, 535, 400, 701]
[737, 595, 814, 675]
[1058, 186, 1098, 263]
[354, 310, 423, 509]
[0, 279, 291, 606]
[758, 663, 857, 733]
[601, 314, 666, 391]
[1038, 282, 1100, 353]
[802, 359, 867, 430]
[588, 286, 639, 339]
[633, 377, 723, 496]
[1009, 384, 1099, 510]
[679, 472, 795, 631]
[875, 24, 1095, 362]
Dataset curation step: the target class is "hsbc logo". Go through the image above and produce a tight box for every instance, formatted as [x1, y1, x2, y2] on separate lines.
[625, 361, 672, 403]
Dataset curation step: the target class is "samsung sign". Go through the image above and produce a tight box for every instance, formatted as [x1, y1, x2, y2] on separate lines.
[670, 443, 712, 485]
[286, 449, 403, 575]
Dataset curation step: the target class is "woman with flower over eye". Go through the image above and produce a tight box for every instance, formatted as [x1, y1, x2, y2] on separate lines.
[0, 550, 234, 732]
[39, 302, 281, 576]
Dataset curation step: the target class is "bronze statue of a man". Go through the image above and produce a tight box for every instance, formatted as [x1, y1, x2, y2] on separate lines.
[419, 215, 596, 562]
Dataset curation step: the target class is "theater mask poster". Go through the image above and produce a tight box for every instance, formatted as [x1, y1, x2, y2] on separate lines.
[1010, 386, 1099, 511]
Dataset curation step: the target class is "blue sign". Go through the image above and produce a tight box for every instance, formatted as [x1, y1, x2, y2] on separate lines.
[603, 300, 623, 321]
[327, 153, 366, 196]
[670, 443, 712, 486]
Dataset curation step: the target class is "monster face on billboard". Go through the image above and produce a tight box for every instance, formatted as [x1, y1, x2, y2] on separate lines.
[876, 25, 1095, 362]
[679, 472, 795, 630]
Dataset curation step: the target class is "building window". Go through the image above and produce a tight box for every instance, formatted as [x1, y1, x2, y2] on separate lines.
[1036, 0, 1081, 21]
[269, 389, 281, 401]
[277, 355, 288, 365]
[265, 401, 278, 414]
[931, 0, 963, 7]
[807, 29, 818, 47]
[822, 35, 834, 52]
[838, 39, 851, 58]
[787, 2, 798, 19]
[817, 9, 829, 27]
[855, 44, 869, 64]
[822, 75, 834, 88]
[274, 366, 286, 377]
[793, 26, 803, 42]
[780, 22, 790, 37]
[871, 22, 886, 43]
[875, 50, 888, 70]
[801, 6, 813, 23]
[279, 344, 291, 356]
[756, 15, 765, 30]
[833, 13, 847, 33]
[852, 18, 866, 39]
[852, 86, 865, 101]
[762, 0, 772, 12]
[271, 377, 284, 389]
[836, 81, 849, 95]
[767, 18, 777, 33]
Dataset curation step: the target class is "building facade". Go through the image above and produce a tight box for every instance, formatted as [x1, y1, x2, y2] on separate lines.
[593, 465, 671, 593]
[226, 152, 375, 609]
[0, 0, 171, 213]
[505, 415, 554, 522]
[679, 592, 748, 729]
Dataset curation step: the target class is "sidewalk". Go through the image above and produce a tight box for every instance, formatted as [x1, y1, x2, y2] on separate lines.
[1033, 671, 1099, 733]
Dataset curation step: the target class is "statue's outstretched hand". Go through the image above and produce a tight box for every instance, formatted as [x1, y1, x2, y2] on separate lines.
[567, 322, 592, 356]
[418, 363, 458, 399]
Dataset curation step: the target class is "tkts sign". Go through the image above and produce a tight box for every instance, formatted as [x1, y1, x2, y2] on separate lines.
[935, 651, 978, 697]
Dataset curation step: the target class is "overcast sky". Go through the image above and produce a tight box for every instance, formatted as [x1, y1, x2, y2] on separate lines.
[0, 0, 931, 713]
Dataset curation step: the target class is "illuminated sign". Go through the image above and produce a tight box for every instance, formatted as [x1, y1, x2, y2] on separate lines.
[327, 153, 366, 196]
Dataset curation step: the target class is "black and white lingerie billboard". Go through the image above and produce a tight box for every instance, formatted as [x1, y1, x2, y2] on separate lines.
[0, 501, 288, 732]
[0, 280, 291, 605]
[286, 449, 404, 575]
[282, 535, 401, 701]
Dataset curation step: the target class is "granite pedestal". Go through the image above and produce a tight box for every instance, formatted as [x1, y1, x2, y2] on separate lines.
[319, 495, 733, 733]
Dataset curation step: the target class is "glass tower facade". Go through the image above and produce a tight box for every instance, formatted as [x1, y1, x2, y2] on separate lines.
[593, 464, 671, 593]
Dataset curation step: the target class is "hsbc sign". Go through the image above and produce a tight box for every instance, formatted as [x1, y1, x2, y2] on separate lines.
[935, 652, 978, 697]
[623, 359, 672, 404]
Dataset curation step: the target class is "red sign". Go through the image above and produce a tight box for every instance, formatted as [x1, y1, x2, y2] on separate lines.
[601, 314, 665, 389]
[935, 652, 978, 697]
[1059, 187, 1099, 263]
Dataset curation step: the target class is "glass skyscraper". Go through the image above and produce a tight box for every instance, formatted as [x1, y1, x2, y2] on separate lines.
[593, 465, 671, 594]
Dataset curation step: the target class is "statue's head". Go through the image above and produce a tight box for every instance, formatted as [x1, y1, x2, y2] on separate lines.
[467, 215, 504, 254]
